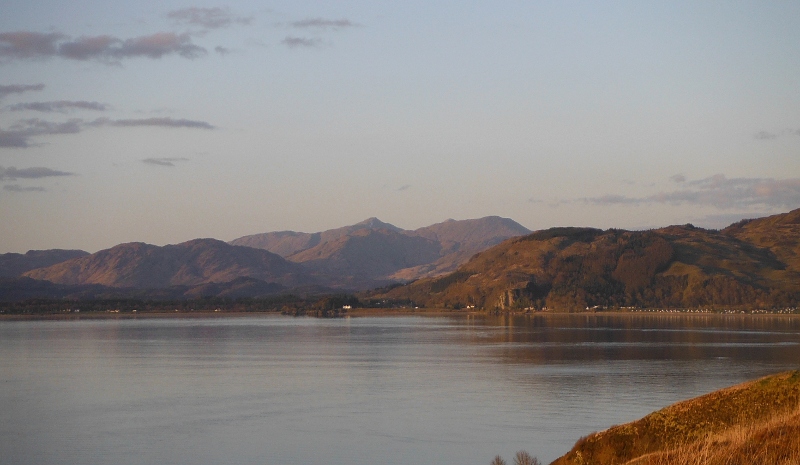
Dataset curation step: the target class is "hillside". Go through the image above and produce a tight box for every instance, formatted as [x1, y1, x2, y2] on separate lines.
[381, 209, 800, 310]
[230, 216, 530, 284]
[0, 249, 89, 277]
[289, 229, 442, 288]
[229, 217, 402, 256]
[550, 371, 800, 465]
[22, 239, 316, 289]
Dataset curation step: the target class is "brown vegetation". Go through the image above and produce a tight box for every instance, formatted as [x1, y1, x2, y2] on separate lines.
[380, 208, 800, 310]
[550, 371, 800, 465]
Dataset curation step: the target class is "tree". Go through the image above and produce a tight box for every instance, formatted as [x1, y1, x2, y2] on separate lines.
[514, 450, 541, 465]
[490, 455, 507, 465]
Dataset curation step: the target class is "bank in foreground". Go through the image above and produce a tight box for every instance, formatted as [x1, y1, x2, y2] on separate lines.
[549, 371, 800, 465]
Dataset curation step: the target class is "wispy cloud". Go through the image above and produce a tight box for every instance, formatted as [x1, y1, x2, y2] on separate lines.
[281, 36, 322, 49]
[290, 18, 358, 30]
[754, 130, 779, 140]
[753, 128, 800, 140]
[397, 184, 411, 191]
[0, 165, 75, 181]
[0, 31, 206, 62]
[0, 83, 44, 99]
[1, 116, 214, 148]
[3, 184, 46, 192]
[93, 117, 214, 129]
[7, 101, 109, 112]
[168, 7, 252, 29]
[584, 174, 800, 209]
[142, 157, 190, 167]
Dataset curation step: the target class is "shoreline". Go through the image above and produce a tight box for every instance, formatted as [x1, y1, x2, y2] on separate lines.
[1, 308, 798, 321]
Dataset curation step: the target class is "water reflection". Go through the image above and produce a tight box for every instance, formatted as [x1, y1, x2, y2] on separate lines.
[0, 314, 798, 465]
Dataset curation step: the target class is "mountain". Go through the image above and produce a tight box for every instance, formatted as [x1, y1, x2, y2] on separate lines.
[230, 216, 531, 285]
[289, 228, 443, 288]
[380, 209, 800, 310]
[23, 238, 314, 289]
[391, 216, 532, 280]
[229, 217, 402, 256]
[0, 249, 89, 278]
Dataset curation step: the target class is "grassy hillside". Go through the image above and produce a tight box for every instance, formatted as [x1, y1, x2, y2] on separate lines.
[550, 371, 800, 465]
[380, 209, 800, 310]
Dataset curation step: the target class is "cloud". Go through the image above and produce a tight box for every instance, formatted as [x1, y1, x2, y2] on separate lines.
[1, 116, 214, 148]
[95, 117, 215, 129]
[754, 131, 778, 140]
[168, 7, 252, 29]
[397, 184, 411, 191]
[0, 31, 65, 59]
[214, 46, 231, 55]
[291, 18, 358, 30]
[0, 118, 82, 146]
[7, 101, 109, 112]
[584, 174, 800, 209]
[281, 36, 322, 48]
[0, 83, 44, 100]
[3, 184, 46, 192]
[0, 31, 206, 62]
[0, 165, 75, 180]
[670, 174, 686, 183]
[142, 157, 190, 167]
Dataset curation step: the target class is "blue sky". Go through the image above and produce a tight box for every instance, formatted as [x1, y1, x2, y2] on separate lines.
[1, 1, 799, 253]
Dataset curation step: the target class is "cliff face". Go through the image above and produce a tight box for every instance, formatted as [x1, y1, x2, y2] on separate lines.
[381, 210, 800, 310]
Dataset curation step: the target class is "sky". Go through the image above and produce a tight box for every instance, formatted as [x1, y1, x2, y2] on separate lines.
[1, 0, 799, 253]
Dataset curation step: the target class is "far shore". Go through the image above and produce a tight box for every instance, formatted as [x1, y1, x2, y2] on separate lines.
[1, 308, 798, 321]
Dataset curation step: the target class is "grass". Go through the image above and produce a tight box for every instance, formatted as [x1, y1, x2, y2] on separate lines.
[625, 403, 800, 465]
[549, 371, 800, 465]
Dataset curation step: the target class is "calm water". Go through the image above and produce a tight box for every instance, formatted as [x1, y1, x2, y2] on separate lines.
[1, 314, 799, 465]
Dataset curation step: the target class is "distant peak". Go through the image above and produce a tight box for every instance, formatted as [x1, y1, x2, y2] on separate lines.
[355, 217, 399, 230]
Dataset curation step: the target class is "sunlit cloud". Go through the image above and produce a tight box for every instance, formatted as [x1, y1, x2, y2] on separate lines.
[0, 31, 206, 62]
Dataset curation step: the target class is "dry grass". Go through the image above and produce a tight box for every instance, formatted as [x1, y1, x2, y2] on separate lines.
[550, 371, 800, 465]
[626, 403, 800, 465]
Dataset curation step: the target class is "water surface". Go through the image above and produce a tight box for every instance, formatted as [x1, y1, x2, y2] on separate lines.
[1, 314, 798, 464]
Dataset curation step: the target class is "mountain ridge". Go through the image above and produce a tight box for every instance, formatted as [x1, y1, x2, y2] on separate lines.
[379, 209, 800, 310]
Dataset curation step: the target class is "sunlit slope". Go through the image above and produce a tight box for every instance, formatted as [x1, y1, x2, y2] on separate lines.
[550, 371, 800, 465]
[381, 209, 800, 309]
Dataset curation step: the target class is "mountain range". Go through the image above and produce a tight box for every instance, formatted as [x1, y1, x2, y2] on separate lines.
[4, 209, 799, 308]
[0, 216, 530, 300]
[379, 209, 800, 310]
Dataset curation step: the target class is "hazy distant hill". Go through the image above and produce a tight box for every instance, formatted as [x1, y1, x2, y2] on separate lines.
[230, 216, 531, 285]
[23, 239, 314, 289]
[0, 249, 89, 278]
[229, 217, 402, 256]
[380, 209, 800, 310]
